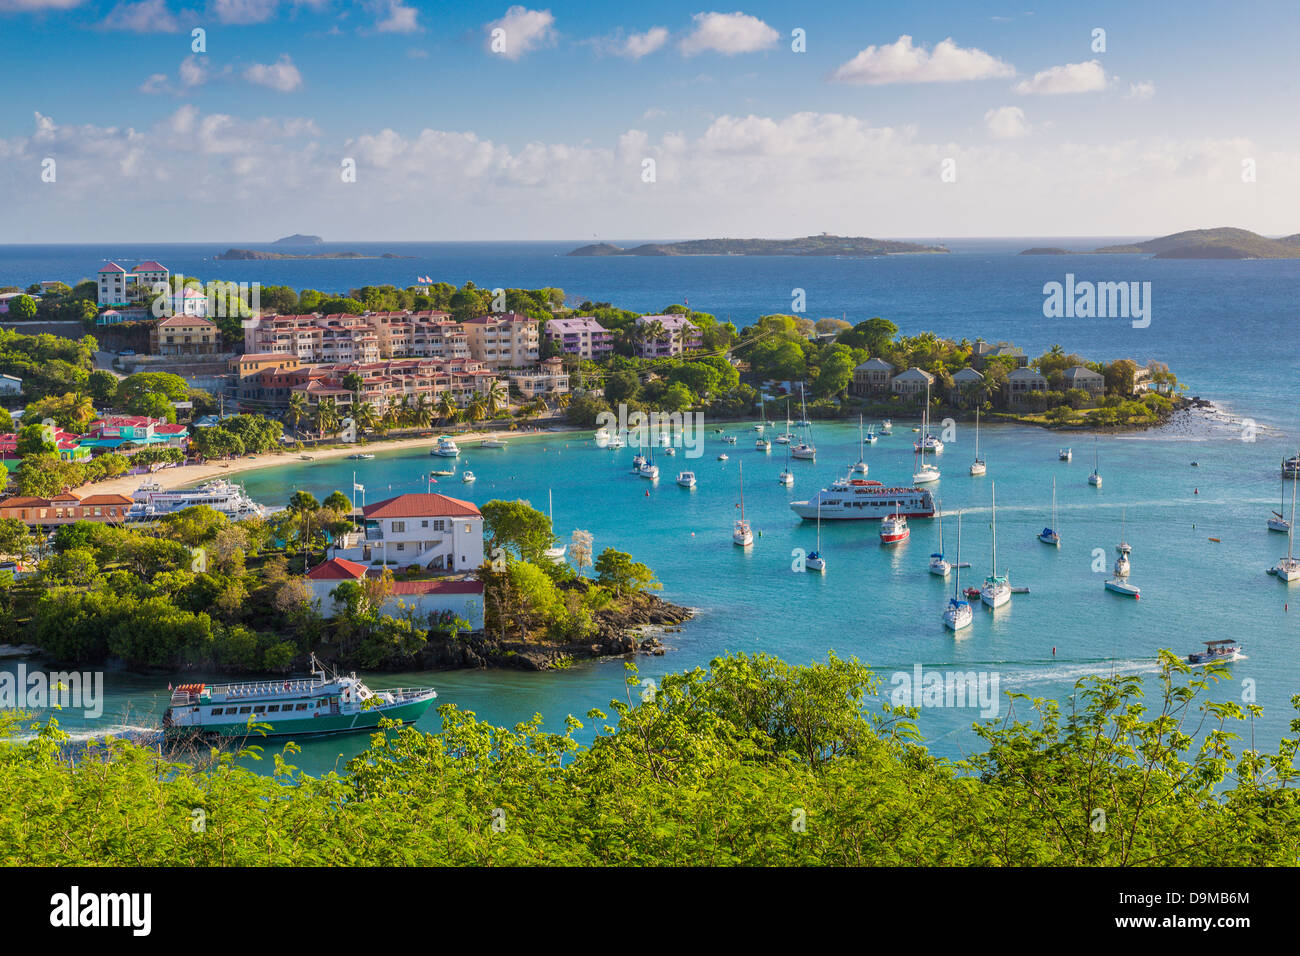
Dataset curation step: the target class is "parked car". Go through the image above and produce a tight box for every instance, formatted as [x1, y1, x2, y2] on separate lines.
[118, 348, 135, 356]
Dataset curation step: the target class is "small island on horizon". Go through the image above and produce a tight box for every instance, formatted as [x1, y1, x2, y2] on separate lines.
[568, 234, 949, 257]
[215, 248, 413, 260]
[1019, 227, 1300, 259]
[272, 234, 323, 245]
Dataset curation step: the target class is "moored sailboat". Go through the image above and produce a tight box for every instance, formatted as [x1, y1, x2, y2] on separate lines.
[943, 511, 973, 631]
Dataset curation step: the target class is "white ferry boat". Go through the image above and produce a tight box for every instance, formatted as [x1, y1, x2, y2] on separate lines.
[128, 479, 268, 521]
[790, 477, 935, 521]
[162, 655, 437, 740]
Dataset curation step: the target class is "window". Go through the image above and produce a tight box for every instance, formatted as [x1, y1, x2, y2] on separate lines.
[392, 521, 405, 532]
[266, 704, 280, 712]
[238, 706, 252, 714]
[421, 520, 429, 528]
[295, 703, 308, 711]
[464, 523, 471, 533]
[211, 708, 224, 715]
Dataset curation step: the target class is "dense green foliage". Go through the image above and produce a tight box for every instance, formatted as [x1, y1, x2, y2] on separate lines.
[0, 328, 98, 400]
[0, 652, 1293, 865]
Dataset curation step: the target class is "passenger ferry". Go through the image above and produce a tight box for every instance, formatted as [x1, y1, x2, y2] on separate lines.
[128, 479, 269, 521]
[162, 655, 437, 740]
[790, 477, 935, 521]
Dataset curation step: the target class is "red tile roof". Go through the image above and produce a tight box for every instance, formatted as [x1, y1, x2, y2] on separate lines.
[132, 261, 167, 272]
[98, 262, 126, 273]
[305, 557, 369, 580]
[390, 580, 484, 595]
[362, 493, 481, 519]
[79, 494, 134, 505]
[157, 314, 216, 328]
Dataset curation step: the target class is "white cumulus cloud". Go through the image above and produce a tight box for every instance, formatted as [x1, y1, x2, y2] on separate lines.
[101, 0, 178, 32]
[485, 6, 557, 59]
[1125, 81, 1156, 100]
[371, 0, 418, 33]
[831, 35, 1015, 85]
[1013, 59, 1110, 94]
[679, 11, 778, 56]
[984, 105, 1029, 139]
[244, 54, 303, 92]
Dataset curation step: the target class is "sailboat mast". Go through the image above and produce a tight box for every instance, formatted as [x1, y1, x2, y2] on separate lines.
[955, 512, 962, 594]
[1290, 474, 1297, 561]
[991, 484, 998, 575]
[739, 461, 745, 522]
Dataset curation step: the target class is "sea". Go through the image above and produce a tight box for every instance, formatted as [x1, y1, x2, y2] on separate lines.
[2, 238, 1298, 776]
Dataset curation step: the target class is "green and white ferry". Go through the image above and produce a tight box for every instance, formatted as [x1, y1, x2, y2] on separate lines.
[161, 655, 437, 740]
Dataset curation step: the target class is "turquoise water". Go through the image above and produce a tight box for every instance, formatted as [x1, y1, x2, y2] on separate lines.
[22, 420, 1300, 774]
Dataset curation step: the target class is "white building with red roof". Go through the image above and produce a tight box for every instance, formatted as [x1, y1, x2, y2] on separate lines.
[304, 555, 484, 628]
[97, 259, 170, 307]
[331, 492, 484, 572]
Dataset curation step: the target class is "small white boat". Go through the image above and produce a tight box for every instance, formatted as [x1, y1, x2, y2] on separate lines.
[970, 408, 986, 476]
[1104, 578, 1140, 597]
[943, 512, 973, 631]
[929, 503, 950, 575]
[432, 436, 461, 458]
[913, 444, 940, 484]
[664, 446, 676, 456]
[1088, 440, 1101, 486]
[1059, 448, 1072, 461]
[778, 470, 794, 486]
[718, 453, 729, 461]
[791, 443, 816, 461]
[1037, 478, 1060, 546]
[723, 435, 737, 445]
[639, 462, 660, 480]
[1188, 640, 1242, 666]
[594, 428, 611, 448]
[480, 438, 508, 449]
[806, 498, 826, 573]
[756, 438, 771, 452]
[1284, 455, 1300, 479]
[880, 510, 909, 545]
[607, 433, 625, 449]
[461, 470, 476, 483]
[774, 434, 792, 445]
[676, 471, 696, 488]
[734, 462, 753, 547]
[851, 415, 869, 474]
[545, 490, 566, 564]
[880, 419, 892, 435]
[791, 387, 816, 460]
[1269, 477, 1291, 531]
[347, 453, 376, 460]
[1273, 475, 1300, 582]
[1116, 509, 1131, 554]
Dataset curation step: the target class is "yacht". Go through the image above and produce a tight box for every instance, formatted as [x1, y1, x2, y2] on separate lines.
[943, 511, 973, 632]
[676, 471, 696, 489]
[431, 436, 461, 458]
[594, 428, 611, 448]
[880, 509, 909, 545]
[970, 408, 986, 476]
[162, 654, 437, 741]
[347, 452, 376, 460]
[929, 501, 950, 576]
[778, 437, 795, 486]
[864, 428, 878, 445]
[911, 383, 941, 482]
[913, 452, 940, 484]
[606, 432, 626, 449]
[1104, 578, 1141, 597]
[733, 461, 753, 547]
[128, 480, 269, 521]
[791, 478, 935, 521]
[980, 484, 1011, 608]
[1037, 478, 1060, 546]
[638, 459, 660, 480]
[756, 436, 772, 452]
[718, 453, 729, 461]
[1284, 455, 1300, 479]
[1117, 509, 1131, 555]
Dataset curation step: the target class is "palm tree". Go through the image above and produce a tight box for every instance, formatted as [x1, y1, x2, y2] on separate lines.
[353, 401, 378, 435]
[553, 391, 570, 412]
[437, 390, 459, 425]
[466, 393, 489, 424]
[380, 406, 399, 435]
[413, 393, 433, 429]
[314, 396, 341, 439]
[486, 379, 509, 418]
[286, 393, 307, 434]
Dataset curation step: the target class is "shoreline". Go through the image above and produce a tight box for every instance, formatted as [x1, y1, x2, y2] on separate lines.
[71, 425, 581, 499]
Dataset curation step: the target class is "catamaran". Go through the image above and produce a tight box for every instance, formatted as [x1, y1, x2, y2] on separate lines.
[733, 461, 753, 547]
[806, 498, 826, 573]
[970, 407, 986, 476]
[943, 511, 973, 631]
[162, 654, 437, 740]
[851, 415, 869, 474]
[1037, 477, 1060, 546]
[980, 484, 1011, 608]
[929, 500, 950, 576]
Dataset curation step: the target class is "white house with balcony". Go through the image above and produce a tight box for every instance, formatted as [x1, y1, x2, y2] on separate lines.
[331, 493, 484, 572]
[303, 557, 484, 630]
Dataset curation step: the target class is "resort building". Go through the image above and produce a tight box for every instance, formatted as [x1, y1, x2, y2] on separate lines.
[462, 312, 540, 369]
[96, 260, 170, 307]
[506, 357, 569, 399]
[0, 492, 134, 526]
[287, 358, 498, 417]
[1005, 367, 1049, 406]
[851, 357, 895, 396]
[82, 416, 189, 454]
[544, 316, 614, 360]
[949, 366, 986, 405]
[972, 341, 1029, 370]
[890, 367, 936, 402]
[149, 314, 220, 356]
[634, 314, 702, 359]
[331, 493, 485, 573]
[303, 557, 484, 630]
[1062, 365, 1106, 397]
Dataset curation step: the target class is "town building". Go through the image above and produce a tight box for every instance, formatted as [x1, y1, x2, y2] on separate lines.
[506, 357, 569, 399]
[462, 312, 540, 369]
[331, 493, 485, 572]
[634, 314, 702, 359]
[1062, 365, 1106, 396]
[0, 374, 21, 395]
[96, 260, 170, 307]
[972, 341, 1029, 370]
[851, 357, 894, 396]
[81, 416, 189, 454]
[0, 424, 90, 463]
[150, 314, 220, 356]
[303, 557, 484, 630]
[0, 492, 135, 526]
[890, 367, 936, 401]
[949, 366, 986, 404]
[1005, 367, 1049, 406]
[544, 316, 614, 360]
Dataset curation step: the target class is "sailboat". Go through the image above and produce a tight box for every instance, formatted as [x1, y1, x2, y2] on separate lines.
[929, 500, 950, 575]
[806, 498, 826, 573]
[851, 415, 868, 474]
[912, 382, 940, 483]
[1088, 439, 1102, 487]
[775, 399, 794, 444]
[1037, 478, 1060, 546]
[777, 432, 794, 485]
[1116, 508, 1131, 555]
[755, 395, 771, 450]
[1269, 475, 1292, 532]
[1271, 474, 1300, 582]
[1105, 510, 1139, 595]
[943, 511, 973, 631]
[544, 490, 566, 564]
[733, 461, 753, 547]
[791, 385, 816, 460]
[980, 483, 1011, 608]
[914, 385, 944, 454]
[970, 407, 986, 476]
[638, 443, 659, 479]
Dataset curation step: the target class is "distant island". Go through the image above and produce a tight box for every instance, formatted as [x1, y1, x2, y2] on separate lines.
[568, 235, 949, 257]
[272, 234, 323, 245]
[1019, 227, 1300, 259]
[215, 248, 411, 260]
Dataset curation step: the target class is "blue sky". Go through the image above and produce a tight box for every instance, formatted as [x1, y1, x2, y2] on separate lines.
[1, 0, 1297, 240]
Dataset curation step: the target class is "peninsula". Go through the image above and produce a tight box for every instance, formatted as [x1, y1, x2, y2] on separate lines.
[568, 234, 949, 257]
[1019, 227, 1300, 259]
